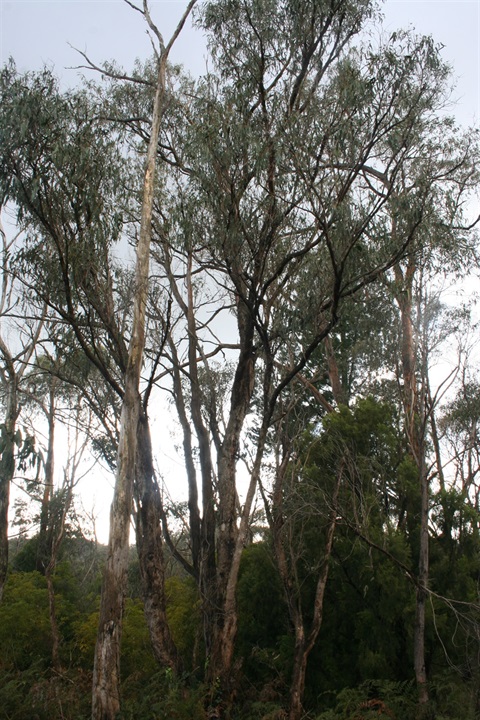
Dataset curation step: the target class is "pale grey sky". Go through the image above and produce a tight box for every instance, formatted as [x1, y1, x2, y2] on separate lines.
[1, 0, 479, 123]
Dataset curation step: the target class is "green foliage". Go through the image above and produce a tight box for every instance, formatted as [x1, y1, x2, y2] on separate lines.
[0, 572, 51, 670]
[11, 535, 40, 572]
[0, 665, 92, 720]
[166, 575, 201, 669]
[121, 670, 207, 720]
[315, 680, 417, 719]
[236, 544, 290, 686]
[121, 598, 158, 679]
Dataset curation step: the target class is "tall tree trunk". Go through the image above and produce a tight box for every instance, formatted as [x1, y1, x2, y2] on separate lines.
[210, 417, 270, 711]
[0, 379, 16, 602]
[394, 261, 431, 715]
[91, 5, 196, 713]
[135, 410, 179, 671]
[92, 36, 167, 720]
[92, 385, 140, 719]
[37, 382, 56, 574]
[207, 305, 256, 693]
[414, 451, 430, 712]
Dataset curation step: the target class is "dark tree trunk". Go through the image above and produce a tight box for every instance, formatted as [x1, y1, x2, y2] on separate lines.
[0, 380, 17, 602]
[92, 386, 138, 720]
[36, 384, 56, 574]
[135, 410, 179, 671]
[207, 341, 256, 688]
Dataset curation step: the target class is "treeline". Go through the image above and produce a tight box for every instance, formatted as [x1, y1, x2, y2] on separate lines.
[1, 425, 478, 719]
[0, 0, 479, 719]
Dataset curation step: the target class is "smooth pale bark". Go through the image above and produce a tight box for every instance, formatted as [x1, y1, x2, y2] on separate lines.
[394, 259, 430, 713]
[92, 36, 166, 720]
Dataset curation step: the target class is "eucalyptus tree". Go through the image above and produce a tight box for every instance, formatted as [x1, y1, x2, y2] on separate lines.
[0, 208, 46, 601]
[1, 0, 198, 712]
[440, 377, 480, 532]
[380, 120, 480, 713]
[91, 1, 201, 711]
[2, 1, 478, 717]
[24, 355, 94, 670]
[0, 54, 172, 717]
[137, 2, 478, 708]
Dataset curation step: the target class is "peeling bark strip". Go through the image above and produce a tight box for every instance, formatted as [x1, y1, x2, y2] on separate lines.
[92, 3, 197, 717]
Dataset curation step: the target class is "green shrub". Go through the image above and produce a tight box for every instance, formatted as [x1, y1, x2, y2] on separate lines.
[0, 572, 51, 670]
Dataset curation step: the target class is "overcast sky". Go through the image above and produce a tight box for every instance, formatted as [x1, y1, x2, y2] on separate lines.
[1, 0, 479, 124]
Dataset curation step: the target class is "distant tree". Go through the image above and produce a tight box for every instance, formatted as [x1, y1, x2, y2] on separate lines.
[0, 208, 45, 601]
